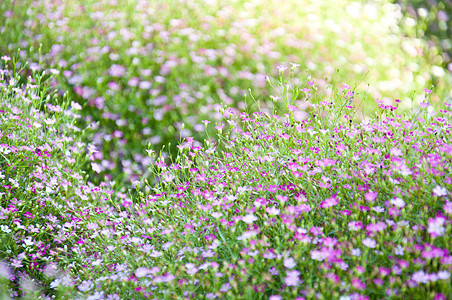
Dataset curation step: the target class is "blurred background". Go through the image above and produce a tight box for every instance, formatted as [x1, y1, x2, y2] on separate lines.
[0, 0, 451, 189]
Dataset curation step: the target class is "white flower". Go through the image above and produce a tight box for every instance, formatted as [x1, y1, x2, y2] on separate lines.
[0, 225, 11, 233]
[394, 245, 404, 256]
[283, 257, 296, 269]
[433, 185, 447, 197]
[242, 214, 258, 224]
[284, 270, 301, 286]
[390, 197, 405, 208]
[91, 162, 102, 173]
[135, 267, 151, 278]
[351, 248, 361, 256]
[428, 217, 445, 237]
[237, 231, 258, 241]
[438, 271, 450, 280]
[71, 101, 82, 110]
[211, 212, 223, 218]
[362, 237, 377, 248]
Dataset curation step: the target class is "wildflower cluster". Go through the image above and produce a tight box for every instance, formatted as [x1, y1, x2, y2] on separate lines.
[1, 0, 449, 187]
[0, 54, 450, 299]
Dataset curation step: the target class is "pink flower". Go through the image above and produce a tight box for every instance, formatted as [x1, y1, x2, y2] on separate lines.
[277, 65, 288, 72]
[283, 257, 296, 269]
[320, 196, 338, 208]
[266, 207, 280, 215]
[364, 191, 378, 202]
[351, 277, 366, 290]
[11, 107, 21, 115]
[362, 238, 377, 248]
[135, 267, 151, 278]
[433, 185, 447, 197]
[419, 102, 430, 108]
[287, 104, 297, 112]
[390, 197, 405, 208]
[242, 214, 258, 224]
[109, 64, 126, 77]
[284, 270, 301, 286]
[428, 217, 445, 237]
[348, 221, 363, 231]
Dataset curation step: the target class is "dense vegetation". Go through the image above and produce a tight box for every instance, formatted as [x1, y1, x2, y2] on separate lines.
[0, 0, 451, 299]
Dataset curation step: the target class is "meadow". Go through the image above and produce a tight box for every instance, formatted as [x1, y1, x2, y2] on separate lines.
[0, 0, 451, 299]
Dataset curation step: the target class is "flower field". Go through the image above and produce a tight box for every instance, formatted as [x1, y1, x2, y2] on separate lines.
[0, 0, 451, 299]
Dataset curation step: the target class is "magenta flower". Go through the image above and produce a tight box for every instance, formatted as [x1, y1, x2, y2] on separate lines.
[320, 196, 338, 208]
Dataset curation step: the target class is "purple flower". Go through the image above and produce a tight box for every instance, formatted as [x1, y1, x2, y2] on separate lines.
[220, 282, 231, 292]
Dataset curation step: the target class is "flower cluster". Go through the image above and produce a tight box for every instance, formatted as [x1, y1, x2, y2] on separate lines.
[1, 0, 449, 188]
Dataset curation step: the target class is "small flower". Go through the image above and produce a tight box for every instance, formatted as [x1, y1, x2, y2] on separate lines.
[283, 257, 296, 269]
[71, 101, 82, 110]
[277, 65, 288, 72]
[290, 62, 300, 69]
[220, 283, 231, 292]
[320, 196, 338, 208]
[364, 191, 378, 203]
[424, 88, 432, 94]
[242, 214, 258, 224]
[433, 185, 447, 197]
[351, 248, 361, 256]
[362, 238, 377, 248]
[284, 270, 302, 286]
[266, 207, 280, 215]
[428, 217, 445, 237]
[342, 83, 351, 90]
[11, 107, 21, 115]
[390, 197, 405, 208]
[91, 162, 102, 173]
[211, 212, 223, 218]
[419, 102, 430, 108]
